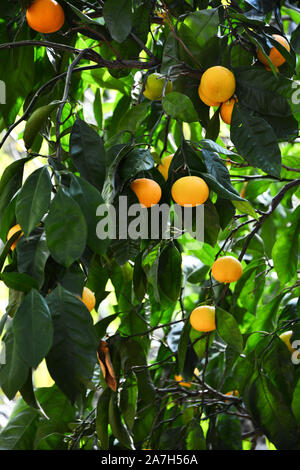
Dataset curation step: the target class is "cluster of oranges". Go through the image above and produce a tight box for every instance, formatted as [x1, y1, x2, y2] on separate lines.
[197, 34, 290, 125]
[189, 255, 243, 333]
[130, 153, 209, 208]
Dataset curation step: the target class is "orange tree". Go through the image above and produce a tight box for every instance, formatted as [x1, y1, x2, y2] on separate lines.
[0, 0, 299, 451]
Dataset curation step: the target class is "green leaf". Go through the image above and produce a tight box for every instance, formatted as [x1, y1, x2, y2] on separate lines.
[0, 398, 39, 450]
[45, 189, 87, 268]
[292, 377, 300, 426]
[45, 285, 98, 403]
[158, 243, 182, 303]
[230, 104, 281, 177]
[182, 8, 219, 49]
[234, 258, 266, 315]
[0, 323, 29, 400]
[272, 207, 300, 285]
[34, 385, 76, 449]
[12, 289, 53, 369]
[133, 252, 147, 302]
[204, 199, 220, 247]
[205, 108, 220, 141]
[94, 88, 103, 128]
[216, 307, 243, 353]
[186, 419, 206, 450]
[212, 414, 242, 450]
[262, 337, 295, 404]
[16, 230, 50, 289]
[200, 139, 239, 156]
[94, 313, 119, 339]
[117, 102, 149, 134]
[201, 157, 244, 202]
[0, 272, 39, 292]
[0, 157, 32, 225]
[120, 373, 138, 430]
[23, 101, 61, 150]
[235, 67, 294, 117]
[120, 338, 155, 406]
[118, 147, 155, 184]
[16, 167, 52, 238]
[69, 175, 109, 255]
[103, 0, 133, 43]
[108, 393, 135, 449]
[161, 32, 179, 75]
[70, 117, 106, 192]
[163, 92, 198, 122]
[96, 387, 111, 450]
[232, 199, 258, 219]
[20, 370, 46, 415]
[247, 373, 300, 450]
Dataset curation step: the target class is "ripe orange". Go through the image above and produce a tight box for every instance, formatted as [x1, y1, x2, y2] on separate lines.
[7, 224, 23, 251]
[174, 374, 191, 388]
[189, 305, 216, 332]
[225, 390, 239, 402]
[198, 87, 220, 107]
[257, 34, 290, 67]
[130, 178, 162, 207]
[171, 176, 209, 207]
[211, 256, 243, 283]
[199, 66, 236, 104]
[158, 154, 173, 181]
[225, 389, 239, 397]
[81, 287, 96, 312]
[26, 0, 65, 34]
[220, 97, 237, 125]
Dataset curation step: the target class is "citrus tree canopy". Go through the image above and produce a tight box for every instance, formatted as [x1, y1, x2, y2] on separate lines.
[0, 0, 299, 451]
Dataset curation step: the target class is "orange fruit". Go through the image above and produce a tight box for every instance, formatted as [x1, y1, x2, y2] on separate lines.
[130, 178, 162, 208]
[171, 176, 209, 207]
[26, 0, 65, 34]
[198, 87, 220, 107]
[225, 389, 239, 397]
[257, 34, 290, 67]
[189, 305, 216, 332]
[7, 224, 23, 251]
[158, 154, 173, 181]
[174, 375, 191, 388]
[225, 390, 239, 402]
[220, 97, 237, 125]
[211, 256, 243, 283]
[199, 66, 236, 104]
[81, 287, 96, 312]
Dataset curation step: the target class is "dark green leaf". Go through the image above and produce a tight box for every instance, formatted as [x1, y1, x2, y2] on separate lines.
[0, 398, 39, 450]
[163, 92, 198, 122]
[16, 167, 52, 237]
[46, 285, 98, 403]
[70, 117, 106, 192]
[216, 307, 243, 353]
[247, 373, 300, 450]
[96, 387, 111, 450]
[230, 103, 281, 177]
[45, 189, 87, 268]
[0, 272, 39, 292]
[0, 324, 29, 400]
[12, 289, 53, 369]
[103, 0, 133, 43]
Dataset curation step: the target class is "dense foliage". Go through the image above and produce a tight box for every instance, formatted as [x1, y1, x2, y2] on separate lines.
[0, 0, 299, 451]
